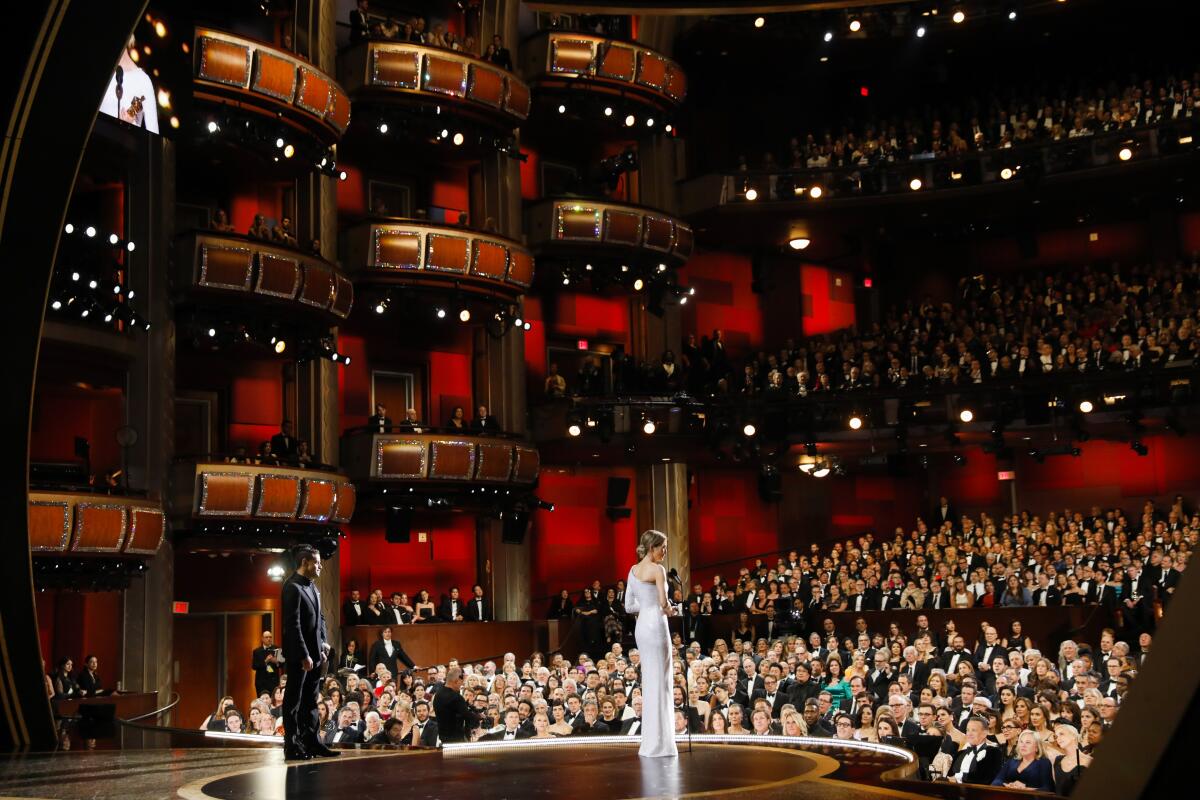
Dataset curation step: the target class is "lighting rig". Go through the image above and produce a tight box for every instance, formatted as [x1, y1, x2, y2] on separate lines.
[367, 288, 532, 336]
[46, 224, 151, 332]
[363, 106, 524, 159]
[198, 111, 342, 175]
[182, 315, 349, 364]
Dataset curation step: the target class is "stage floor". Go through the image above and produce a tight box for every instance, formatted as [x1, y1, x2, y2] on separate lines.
[0, 736, 930, 800]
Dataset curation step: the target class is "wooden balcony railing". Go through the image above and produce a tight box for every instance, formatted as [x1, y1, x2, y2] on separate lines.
[342, 219, 534, 300]
[194, 28, 350, 144]
[521, 31, 686, 110]
[170, 461, 357, 525]
[340, 430, 540, 486]
[175, 230, 353, 321]
[339, 41, 530, 128]
[526, 198, 694, 268]
[28, 490, 165, 556]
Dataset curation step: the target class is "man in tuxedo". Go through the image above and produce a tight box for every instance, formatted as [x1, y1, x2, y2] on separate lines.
[932, 496, 956, 529]
[949, 680, 979, 731]
[974, 627, 1004, 677]
[1032, 572, 1060, 607]
[878, 578, 903, 611]
[867, 651, 895, 704]
[941, 635, 974, 675]
[575, 700, 611, 734]
[324, 707, 363, 745]
[270, 420, 297, 459]
[672, 686, 703, 732]
[471, 405, 501, 434]
[482, 709, 526, 741]
[760, 606, 784, 642]
[434, 667, 480, 743]
[899, 646, 930, 693]
[619, 695, 643, 735]
[948, 717, 1003, 784]
[754, 675, 789, 719]
[801, 699, 831, 737]
[342, 590, 366, 626]
[412, 700, 439, 746]
[464, 584, 491, 622]
[1122, 564, 1154, 635]
[889, 694, 923, 737]
[738, 658, 764, 701]
[682, 600, 708, 645]
[489, 34, 513, 71]
[251, 630, 281, 699]
[368, 627, 415, 677]
[440, 587, 465, 621]
[280, 546, 336, 760]
[381, 593, 411, 625]
[927, 579, 951, 610]
[367, 402, 391, 432]
[349, 0, 370, 43]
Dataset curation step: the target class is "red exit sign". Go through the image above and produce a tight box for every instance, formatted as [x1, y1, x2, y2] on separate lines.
[577, 339, 589, 350]
[997, 470, 1016, 481]
[173, 601, 190, 614]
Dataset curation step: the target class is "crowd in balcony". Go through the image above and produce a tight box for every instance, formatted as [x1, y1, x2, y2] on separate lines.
[209, 207, 322, 255]
[223, 420, 320, 469]
[187, 491, 1190, 792]
[347, 0, 513, 69]
[734, 67, 1200, 175]
[363, 402, 503, 435]
[557, 257, 1199, 401]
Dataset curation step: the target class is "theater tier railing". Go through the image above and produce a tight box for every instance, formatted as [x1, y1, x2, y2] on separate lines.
[193, 28, 350, 145]
[341, 620, 571, 669]
[338, 41, 530, 129]
[28, 490, 165, 556]
[342, 219, 534, 302]
[340, 429, 540, 487]
[520, 31, 686, 110]
[169, 461, 357, 526]
[526, 198, 694, 269]
[174, 230, 353, 322]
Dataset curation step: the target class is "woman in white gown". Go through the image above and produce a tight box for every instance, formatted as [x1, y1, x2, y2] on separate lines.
[626, 530, 678, 758]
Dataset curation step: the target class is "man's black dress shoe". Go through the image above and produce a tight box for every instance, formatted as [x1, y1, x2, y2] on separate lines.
[284, 743, 313, 760]
[305, 741, 341, 758]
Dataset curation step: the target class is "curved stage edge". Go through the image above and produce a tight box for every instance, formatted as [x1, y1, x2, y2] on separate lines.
[177, 735, 916, 800]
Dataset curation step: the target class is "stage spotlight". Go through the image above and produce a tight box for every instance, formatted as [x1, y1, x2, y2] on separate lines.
[1131, 440, 1148, 456]
[274, 339, 287, 354]
[688, 287, 696, 295]
[64, 223, 74, 234]
[641, 419, 657, 435]
[562, 276, 571, 285]
[51, 300, 62, 310]
[959, 408, 974, 423]
[665, 124, 673, 133]
[754, 16, 765, 28]
[620, 265, 629, 272]
[916, 26, 926, 37]
[813, 464, 831, 478]
[379, 122, 389, 133]
[1118, 146, 1133, 161]
[440, 129, 449, 139]
[658, 263, 668, 272]
[275, 137, 284, 149]
[745, 187, 759, 201]
[523, 321, 532, 331]
[679, 296, 688, 305]
[809, 185, 823, 199]
[1078, 399, 1094, 413]
[909, 178, 922, 191]
[604, 106, 613, 117]
[85, 226, 96, 238]
[568, 422, 582, 437]
[557, 104, 566, 114]
[453, 132, 464, 146]
[459, 309, 471, 322]
[70, 271, 80, 281]
[823, 31, 834, 42]
[374, 300, 387, 314]
[624, 114, 636, 127]
[108, 233, 119, 244]
[1008, 10, 1018, 20]
[1000, 167, 1015, 180]
[952, 9, 966, 23]
[799, 461, 816, 473]
[849, 19, 861, 32]
[436, 308, 446, 319]
[338, 171, 348, 181]
[207, 327, 216, 337]
[633, 278, 644, 291]
[207, 120, 219, 133]
[126, 241, 136, 252]
[789, 237, 811, 250]
[283, 144, 295, 158]
[104, 312, 113, 323]
[88, 279, 98, 289]
[848, 415, 863, 430]
[513, 316, 524, 328]
[743, 423, 757, 437]
[646, 118, 655, 127]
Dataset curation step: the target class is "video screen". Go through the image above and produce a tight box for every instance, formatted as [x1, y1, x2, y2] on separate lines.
[98, 37, 160, 133]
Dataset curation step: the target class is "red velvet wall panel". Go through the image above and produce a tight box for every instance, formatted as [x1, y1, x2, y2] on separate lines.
[1180, 211, 1200, 254]
[800, 264, 856, 335]
[228, 360, 283, 452]
[680, 251, 763, 352]
[37, 590, 122, 682]
[340, 512, 478, 606]
[230, 183, 283, 234]
[336, 164, 367, 216]
[530, 467, 638, 604]
[30, 385, 123, 475]
[432, 165, 470, 220]
[519, 147, 541, 200]
[972, 221, 1150, 274]
[523, 296, 548, 383]
[688, 470, 780, 586]
[175, 551, 285, 602]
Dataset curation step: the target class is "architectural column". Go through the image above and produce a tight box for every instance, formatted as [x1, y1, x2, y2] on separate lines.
[123, 131, 175, 705]
[639, 463, 690, 588]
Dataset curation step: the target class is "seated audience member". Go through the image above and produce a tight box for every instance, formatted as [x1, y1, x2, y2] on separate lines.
[1052, 721, 1092, 795]
[271, 216, 296, 246]
[270, 420, 297, 458]
[464, 584, 490, 622]
[201, 696, 236, 731]
[211, 208, 235, 232]
[52, 658, 79, 699]
[368, 403, 391, 432]
[247, 214, 271, 239]
[76, 655, 103, 696]
[398, 407, 423, 432]
[544, 363, 567, 398]
[295, 440, 313, 466]
[440, 587, 465, 622]
[992, 730, 1055, 791]
[446, 405, 468, 430]
[948, 716, 1003, 785]
[471, 405, 501, 434]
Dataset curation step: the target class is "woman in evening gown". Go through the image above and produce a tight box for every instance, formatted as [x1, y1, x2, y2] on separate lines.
[626, 529, 678, 758]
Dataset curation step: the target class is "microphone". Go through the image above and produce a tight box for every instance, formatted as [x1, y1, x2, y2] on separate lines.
[667, 568, 680, 583]
[114, 65, 124, 103]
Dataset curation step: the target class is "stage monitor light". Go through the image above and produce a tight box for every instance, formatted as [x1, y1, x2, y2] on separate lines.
[959, 408, 974, 423]
[849, 415, 863, 430]
[1078, 400, 1094, 413]
[789, 237, 811, 250]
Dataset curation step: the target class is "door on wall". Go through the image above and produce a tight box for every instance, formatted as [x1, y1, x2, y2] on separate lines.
[371, 369, 420, 425]
[173, 615, 222, 728]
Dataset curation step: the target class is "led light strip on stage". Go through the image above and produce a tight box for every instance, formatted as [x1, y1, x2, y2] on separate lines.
[443, 733, 916, 759]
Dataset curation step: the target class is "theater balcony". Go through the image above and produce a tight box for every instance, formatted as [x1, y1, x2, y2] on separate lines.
[167, 460, 356, 552]
[520, 31, 686, 124]
[525, 198, 694, 290]
[28, 488, 165, 590]
[173, 230, 353, 328]
[337, 41, 530, 143]
[340, 428, 540, 508]
[341, 218, 534, 316]
[192, 29, 350, 162]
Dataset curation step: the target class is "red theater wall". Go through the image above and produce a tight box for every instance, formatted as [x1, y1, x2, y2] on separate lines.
[688, 470, 781, 586]
[530, 467, 638, 607]
[680, 252, 763, 352]
[800, 264, 857, 335]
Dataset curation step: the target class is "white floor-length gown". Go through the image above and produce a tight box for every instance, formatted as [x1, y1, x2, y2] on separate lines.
[626, 567, 678, 757]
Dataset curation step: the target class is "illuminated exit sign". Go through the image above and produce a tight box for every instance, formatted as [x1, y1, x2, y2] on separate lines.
[577, 339, 589, 350]
[997, 470, 1016, 481]
[173, 601, 190, 614]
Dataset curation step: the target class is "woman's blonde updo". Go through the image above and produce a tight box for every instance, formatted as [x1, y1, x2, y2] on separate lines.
[636, 529, 667, 561]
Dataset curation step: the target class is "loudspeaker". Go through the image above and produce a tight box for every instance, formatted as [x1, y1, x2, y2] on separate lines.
[501, 509, 529, 544]
[386, 506, 413, 543]
[757, 469, 782, 502]
[606, 477, 631, 507]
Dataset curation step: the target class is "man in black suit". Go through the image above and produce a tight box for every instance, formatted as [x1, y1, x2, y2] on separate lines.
[489, 34, 513, 71]
[440, 587, 465, 621]
[412, 700, 439, 746]
[948, 716, 1003, 784]
[349, 0, 370, 43]
[941, 635, 975, 675]
[368, 627, 415, 677]
[434, 667, 480, 743]
[801, 699, 831, 737]
[482, 709, 526, 741]
[381, 593, 411, 625]
[672, 686, 703, 733]
[1032, 572, 1060, 607]
[574, 700, 610, 734]
[898, 646, 930, 692]
[866, 652, 894, 704]
[251, 630, 282, 699]
[788, 662, 820, 706]
[931, 496, 956, 529]
[753, 675, 789, 719]
[270, 420, 297, 459]
[619, 695, 644, 735]
[1122, 563, 1154, 635]
[367, 402, 391, 432]
[324, 707, 363, 745]
[464, 584, 491, 622]
[470, 405, 501, 435]
[280, 546, 336, 759]
[926, 579, 951, 611]
[682, 600, 708, 645]
[342, 589, 366, 626]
